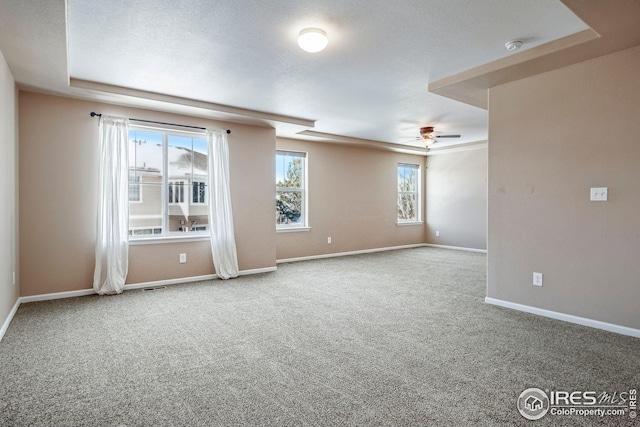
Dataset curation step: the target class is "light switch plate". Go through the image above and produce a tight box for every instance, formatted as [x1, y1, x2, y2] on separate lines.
[590, 187, 608, 201]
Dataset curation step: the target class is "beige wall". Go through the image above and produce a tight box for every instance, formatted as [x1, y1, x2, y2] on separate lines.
[19, 92, 276, 296]
[488, 45, 640, 330]
[275, 138, 425, 260]
[425, 147, 487, 250]
[0, 50, 18, 330]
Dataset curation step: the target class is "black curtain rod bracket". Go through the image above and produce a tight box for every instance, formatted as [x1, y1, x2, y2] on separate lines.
[90, 112, 230, 134]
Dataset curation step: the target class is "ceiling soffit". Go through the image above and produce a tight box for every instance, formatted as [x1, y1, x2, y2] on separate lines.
[429, 0, 640, 109]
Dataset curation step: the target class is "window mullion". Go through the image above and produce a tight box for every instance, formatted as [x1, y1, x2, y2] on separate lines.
[162, 132, 168, 236]
[190, 137, 195, 205]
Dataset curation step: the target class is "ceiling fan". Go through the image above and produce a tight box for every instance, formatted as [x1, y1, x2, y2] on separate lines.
[417, 126, 461, 147]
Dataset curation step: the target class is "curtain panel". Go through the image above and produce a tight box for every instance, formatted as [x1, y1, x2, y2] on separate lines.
[93, 116, 130, 295]
[206, 129, 239, 279]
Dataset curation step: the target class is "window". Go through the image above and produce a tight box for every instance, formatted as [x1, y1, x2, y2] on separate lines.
[276, 150, 307, 229]
[169, 180, 185, 204]
[129, 227, 162, 237]
[129, 171, 142, 202]
[192, 181, 207, 204]
[397, 163, 421, 222]
[128, 127, 209, 239]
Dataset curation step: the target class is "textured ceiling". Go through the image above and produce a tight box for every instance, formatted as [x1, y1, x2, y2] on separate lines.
[1, 0, 589, 148]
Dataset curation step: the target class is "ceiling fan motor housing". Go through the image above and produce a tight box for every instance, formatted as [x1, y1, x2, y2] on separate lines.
[420, 126, 435, 139]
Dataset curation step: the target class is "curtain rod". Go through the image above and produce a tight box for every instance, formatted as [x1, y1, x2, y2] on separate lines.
[90, 112, 231, 134]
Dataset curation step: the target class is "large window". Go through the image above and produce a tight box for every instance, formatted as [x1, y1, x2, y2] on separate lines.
[397, 163, 421, 223]
[128, 127, 209, 239]
[276, 150, 307, 229]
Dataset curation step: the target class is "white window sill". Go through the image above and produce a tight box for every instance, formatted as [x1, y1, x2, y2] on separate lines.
[277, 226, 311, 233]
[396, 221, 424, 227]
[129, 234, 210, 245]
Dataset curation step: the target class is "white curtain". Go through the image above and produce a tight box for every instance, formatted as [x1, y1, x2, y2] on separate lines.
[93, 116, 130, 295]
[206, 129, 239, 279]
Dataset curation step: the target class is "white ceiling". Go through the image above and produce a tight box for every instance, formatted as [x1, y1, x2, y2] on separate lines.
[1, 0, 588, 149]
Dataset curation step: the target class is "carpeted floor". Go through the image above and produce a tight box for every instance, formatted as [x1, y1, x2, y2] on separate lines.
[0, 247, 638, 426]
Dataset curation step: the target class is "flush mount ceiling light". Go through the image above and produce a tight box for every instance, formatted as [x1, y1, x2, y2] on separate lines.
[505, 40, 523, 52]
[298, 28, 328, 53]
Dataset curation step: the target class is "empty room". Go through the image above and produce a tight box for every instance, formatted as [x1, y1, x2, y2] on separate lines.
[1, 1, 639, 425]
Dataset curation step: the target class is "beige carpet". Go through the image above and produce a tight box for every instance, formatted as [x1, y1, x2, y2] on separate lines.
[1, 247, 638, 426]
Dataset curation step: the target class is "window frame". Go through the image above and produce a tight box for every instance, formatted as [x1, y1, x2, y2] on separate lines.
[128, 125, 210, 243]
[276, 150, 309, 232]
[397, 163, 422, 224]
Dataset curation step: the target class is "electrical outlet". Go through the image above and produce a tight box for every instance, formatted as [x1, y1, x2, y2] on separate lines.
[179, 253, 187, 264]
[590, 187, 608, 201]
[533, 272, 543, 287]
[436, 231, 440, 237]
[327, 237, 332, 244]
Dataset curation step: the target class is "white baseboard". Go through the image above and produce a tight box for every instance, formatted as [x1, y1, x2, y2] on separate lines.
[125, 267, 277, 290]
[124, 274, 219, 291]
[485, 297, 640, 339]
[238, 266, 277, 276]
[424, 243, 487, 253]
[276, 243, 427, 264]
[20, 288, 96, 304]
[0, 298, 21, 342]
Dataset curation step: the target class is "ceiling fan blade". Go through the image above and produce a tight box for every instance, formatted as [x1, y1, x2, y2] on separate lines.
[434, 134, 461, 138]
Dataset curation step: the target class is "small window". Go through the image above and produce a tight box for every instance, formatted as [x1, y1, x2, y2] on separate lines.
[169, 180, 186, 204]
[192, 181, 207, 204]
[129, 172, 142, 202]
[276, 150, 307, 229]
[129, 227, 163, 236]
[397, 163, 421, 222]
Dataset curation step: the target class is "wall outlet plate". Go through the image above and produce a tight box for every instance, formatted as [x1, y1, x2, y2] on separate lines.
[179, 253, 186, 263]
[590, 187, 608, 201]
[533, 272, 543, 287]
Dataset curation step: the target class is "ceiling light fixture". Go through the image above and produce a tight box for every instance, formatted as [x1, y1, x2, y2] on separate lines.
[298, 28, 328, 53]
[422, 137, 436, 148]
[505, 40, 523, 52]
